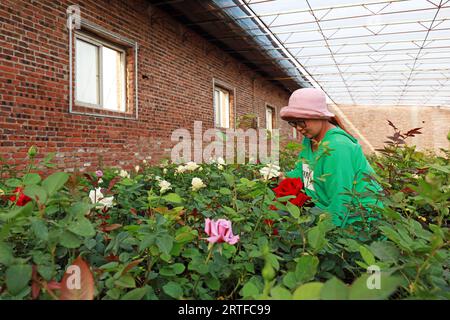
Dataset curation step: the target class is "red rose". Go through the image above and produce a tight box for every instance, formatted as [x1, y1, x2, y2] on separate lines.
[264, 219, 275, 227]
[272, 178, 310, 207]
[9, 187, 32, 206]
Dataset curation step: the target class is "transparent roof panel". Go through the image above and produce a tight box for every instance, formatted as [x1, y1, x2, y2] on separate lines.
[235, 0, 450, 106]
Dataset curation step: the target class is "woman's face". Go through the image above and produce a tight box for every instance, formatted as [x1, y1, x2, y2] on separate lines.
[291, 119, 324, 139]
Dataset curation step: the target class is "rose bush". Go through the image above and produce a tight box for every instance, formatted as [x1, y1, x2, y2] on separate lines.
[0, 122, 448, 300]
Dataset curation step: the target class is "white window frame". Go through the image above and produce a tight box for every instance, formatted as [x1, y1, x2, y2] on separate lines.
[214, 86, 230, 129]
[74, 32, 127, 111]
[265, 104, 276, 132]
[212, 79, 236, 129]
[68, 18, 139, 120]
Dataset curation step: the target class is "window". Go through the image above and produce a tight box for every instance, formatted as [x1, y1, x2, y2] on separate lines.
[75, 33, 126, 112]
[214, 86, 231, 128]
[266, 106, 275, 132]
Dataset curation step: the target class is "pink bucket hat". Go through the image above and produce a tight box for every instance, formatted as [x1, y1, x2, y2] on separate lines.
[280, 88, 335, 120]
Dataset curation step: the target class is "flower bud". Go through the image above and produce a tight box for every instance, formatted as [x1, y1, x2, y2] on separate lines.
[28, 146, 38, 158]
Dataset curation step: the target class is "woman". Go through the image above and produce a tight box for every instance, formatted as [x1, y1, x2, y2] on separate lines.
[280, 88, 383, 228]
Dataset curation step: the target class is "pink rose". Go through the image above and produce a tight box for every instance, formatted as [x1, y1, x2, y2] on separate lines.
[204, 218, 239, 245]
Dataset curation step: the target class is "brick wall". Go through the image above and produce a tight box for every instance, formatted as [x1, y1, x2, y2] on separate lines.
[0, 0, 297, 171]
[2, 1, 448, 172]
[333, 105, 450, 154]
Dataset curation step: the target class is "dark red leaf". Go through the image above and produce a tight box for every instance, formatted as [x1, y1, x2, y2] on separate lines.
[405, 127, 423, 137]
[83, 173, 94, 183]
[106, 177, 121, 194]
[60, 256, 95, 300]
[121, 259, 144, 275]
[387, 120, 398, 130]
[101, 224, 122, 232]
[375, 162, 385, 170]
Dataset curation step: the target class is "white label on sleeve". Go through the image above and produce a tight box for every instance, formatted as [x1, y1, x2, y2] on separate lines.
[302, 163, 315, 191]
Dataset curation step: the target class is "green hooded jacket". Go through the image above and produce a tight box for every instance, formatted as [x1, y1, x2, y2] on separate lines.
[286, 126, 384, 227]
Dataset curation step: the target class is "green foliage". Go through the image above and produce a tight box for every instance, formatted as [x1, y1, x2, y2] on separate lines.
[0, 122, 448, 300]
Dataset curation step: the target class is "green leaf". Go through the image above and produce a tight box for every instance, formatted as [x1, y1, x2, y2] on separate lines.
[156, 234, 173, 255]
[23, 185, 48, 204]
[68, 217, 96, 237]
[85, 238, 97, 250]
[37, 264, 54, 281]
[175, 232, 196, 244]
[30, 217, 49, 241]
[337, 238, 362, 252]
[222, 173, 235, 186]
[162, 193, 182, 204]
[286, 201, 300, 219]
[5, 178, 22, 187]
[115, 274, 136, 288]
[295, 255, 319, 284]
[6, 264, 32, 295]
[42, 172, 69, 196]
[121, 287, 148, 300]
[359, 246, 376, 266]
[266, 253, 280, 270]
[205, 277, 220, 291]
[0, 242, 14, 266]
[172, 263, 185, 275]
[163, 281, 183, 299]
[219, 187, 232, 195]
[222, 206, 238, 216]
[60, 231, 82, 249]
[270, 286, 292, 300]
[369, 242, 400, 263]
[68, 202, 92, 217]
[276, 195, 296, 202]
[321, 277, 349, 300]
[282, 272, 297, 290]
[23, 173, 41, 185]
[241, 282, 259, 297]
[307, 226, 327, 252]
[0, 201, 34, 222]
[159, 263, 185, 277]
[348, 274, 402, 300]
[293, 282, 324, 300]
[188, 260, 209, 275]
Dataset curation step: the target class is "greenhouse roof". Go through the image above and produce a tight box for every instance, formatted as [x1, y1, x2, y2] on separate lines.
[156, 0, 450, 107]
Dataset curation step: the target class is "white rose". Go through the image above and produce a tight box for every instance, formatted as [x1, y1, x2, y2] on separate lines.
[259, 164, 281, 180]
[185, 161, 199, 171]
[217, 157, 226, 165]
[217, 164, 224, 170]
[142, 159, 147, 164]
[89, 187, 114, 208]
[163, 168, 168, 174]
[159, 180, 172, 194]
[176, 165, 186, 173]
[135, 165, 140, 173]
[119, 169, 130, 178]
[191, 177, 206, 191]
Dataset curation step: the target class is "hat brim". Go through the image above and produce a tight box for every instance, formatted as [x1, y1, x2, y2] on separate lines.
[280, 106, 335, 120]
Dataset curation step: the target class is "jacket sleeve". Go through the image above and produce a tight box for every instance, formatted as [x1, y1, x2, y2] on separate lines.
[317, 141, 357, 227]
[285, 160, 303, 178]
